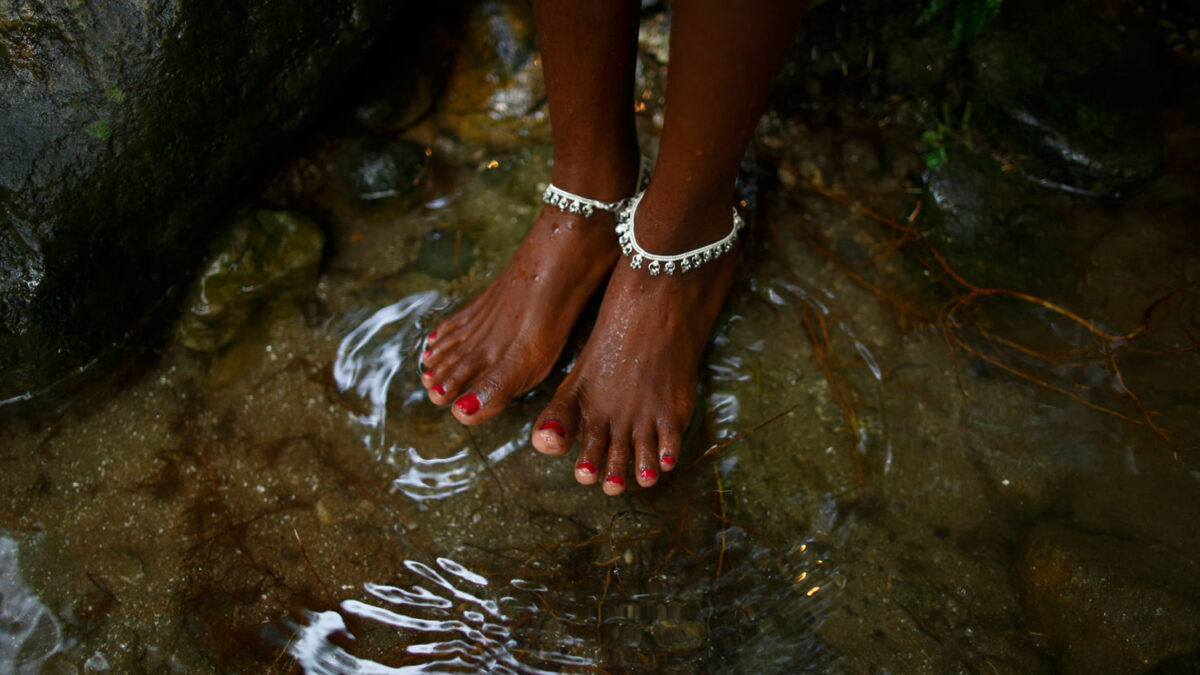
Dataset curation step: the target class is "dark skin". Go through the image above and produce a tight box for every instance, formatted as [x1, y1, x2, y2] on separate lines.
[422, 0, 806, 495]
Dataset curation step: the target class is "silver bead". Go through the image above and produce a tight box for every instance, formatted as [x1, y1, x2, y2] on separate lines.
[681, 259, 691, 272]
[631, 254, 643, 269]
[649, 261, 660, 276]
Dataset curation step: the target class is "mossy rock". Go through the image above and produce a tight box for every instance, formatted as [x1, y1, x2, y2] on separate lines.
[175, 210, 324, 353]
[0, 0, 400, 410]
[967, 0, 1162, 197]
[920, 145, 1074, 295]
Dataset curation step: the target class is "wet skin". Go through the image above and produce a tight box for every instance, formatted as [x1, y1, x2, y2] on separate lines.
[419, 203, 621, 422]
[422, 183, 736, 496]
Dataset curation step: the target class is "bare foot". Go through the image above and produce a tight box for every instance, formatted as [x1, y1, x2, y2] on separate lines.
[529, 188, 739, 495]
[420, 163, 638, 424]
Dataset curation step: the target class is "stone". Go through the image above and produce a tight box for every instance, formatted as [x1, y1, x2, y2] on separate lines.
[1019, 523, 1200, 674]
[967, 2, 1162, 198]
[335, 136, 429, 205]
[438, 0, 550, 149]
[0, 0, 398, 411]
[415, 228, 476, 282]
[175, 210, 324, 353]
[921, 145, 1074, 295]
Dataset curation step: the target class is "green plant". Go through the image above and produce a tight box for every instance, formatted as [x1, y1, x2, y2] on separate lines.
[915, 0, 1003, 48]
[920, 102, 972, 169]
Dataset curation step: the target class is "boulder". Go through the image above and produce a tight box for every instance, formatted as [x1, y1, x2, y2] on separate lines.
[0, 0, 399, 410]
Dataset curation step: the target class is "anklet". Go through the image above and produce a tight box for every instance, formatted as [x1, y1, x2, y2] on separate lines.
[541, 157, 652, 218]
[615, 191, 744, 276]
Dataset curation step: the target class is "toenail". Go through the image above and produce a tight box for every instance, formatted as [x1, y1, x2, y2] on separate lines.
[639, 468, 658, 481]
[423, 349, 432, 359]
[428, 331, 438, 341]
[432, 383, 446, 396]
[455, 393, 480, 415]
[660, 455, 676, 466]
[605, 474, 626, 487]
[423, 370, 433, 378]
[538, 420, 565, 437]
[577, 460, 597, 474]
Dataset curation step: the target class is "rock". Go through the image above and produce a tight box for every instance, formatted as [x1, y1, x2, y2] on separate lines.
[921, 145, 1074, 294]
[0, 0, 399, 410]
[1019, 523, 1200, 674]
[439, 0, 550, 149]
[968, 1, 1163, 198]
[352, 9, 457, 134]
[415, 228, 476, 282]
[334, 137, 429, 205]
[175, 210, 323, 353]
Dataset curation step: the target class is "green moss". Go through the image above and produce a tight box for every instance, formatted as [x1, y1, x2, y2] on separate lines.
[86, 119, 111, 140]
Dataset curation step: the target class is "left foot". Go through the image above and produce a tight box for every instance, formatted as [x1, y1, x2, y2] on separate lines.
[529, 188, 739, 495]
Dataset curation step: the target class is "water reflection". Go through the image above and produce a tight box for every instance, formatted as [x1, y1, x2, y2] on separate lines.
[335, 292, 527, 502]
[0, 536, 67, 673]
[291, 557, 593, 674]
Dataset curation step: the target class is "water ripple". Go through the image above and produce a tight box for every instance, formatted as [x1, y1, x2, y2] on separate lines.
[291, 557, 594, 674]
[0, 535, 67, 674]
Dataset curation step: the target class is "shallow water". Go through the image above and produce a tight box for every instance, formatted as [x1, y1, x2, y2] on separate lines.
[3, 23, 1200, 675]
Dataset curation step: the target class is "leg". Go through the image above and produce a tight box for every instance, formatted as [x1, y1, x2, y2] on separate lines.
[421, 0, 641, 424]
[531, 0, 806, 494]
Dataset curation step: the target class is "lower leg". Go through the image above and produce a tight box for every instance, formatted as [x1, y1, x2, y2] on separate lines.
[639, 0, 808, 251]
[535, 0, 642, 200]
[421, 0, 642, 423]
[532, 0, 806, 494]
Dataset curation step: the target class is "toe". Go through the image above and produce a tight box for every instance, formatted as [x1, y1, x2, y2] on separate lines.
[657, 420, 683, 472]
[454, 356, 537, 426]
[533, 393, 581, 456]
[634, 425, 660, 487]
[602, 432, 632, 496]
[575, 425, 607, 485]
[429, 357, 483, 407]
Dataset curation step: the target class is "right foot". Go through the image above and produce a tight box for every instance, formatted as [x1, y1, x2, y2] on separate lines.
[420, 160, 639, 425]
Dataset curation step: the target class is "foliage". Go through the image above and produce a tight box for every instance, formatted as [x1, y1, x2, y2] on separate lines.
[920, 102, 971, 170]
[915, 0, 1003, 48]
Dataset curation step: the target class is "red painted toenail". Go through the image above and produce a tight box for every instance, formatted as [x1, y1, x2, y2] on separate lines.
[455, 393, 480, 415]
[423, 370, 433, 378]
[538, 420, 565, 437]
[660, 455, 676, 466]
[605, 474, 626, 487]
[423, 349, 432, 359]
[640, 468, 658, 481]
[577, 460, 597, 474]
[432, 384, 446, 396]
[428, 331, 438, 341]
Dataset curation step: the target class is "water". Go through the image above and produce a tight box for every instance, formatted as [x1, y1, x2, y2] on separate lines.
[2, 29, 1200, 675]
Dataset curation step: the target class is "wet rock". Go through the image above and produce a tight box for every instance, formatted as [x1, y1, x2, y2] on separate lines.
[968, 1, 1163, 198]
[335, 136, 429, 205]
[175, 211, 323, 353]
[0, 0, 399, 410]
[439, 0, 550, 149]
[1019, 523, 1200, 674]
[352, 14, 455, 135]
[416, 228, 476, 282]
[921, 145, 1075, 294]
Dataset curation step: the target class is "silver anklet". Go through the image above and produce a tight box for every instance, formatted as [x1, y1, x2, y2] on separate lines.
[615, 190, 745, 276]
[541, 156, 652, 217]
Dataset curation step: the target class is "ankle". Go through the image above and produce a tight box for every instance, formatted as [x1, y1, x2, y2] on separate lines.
[633, 184, 738, 254]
